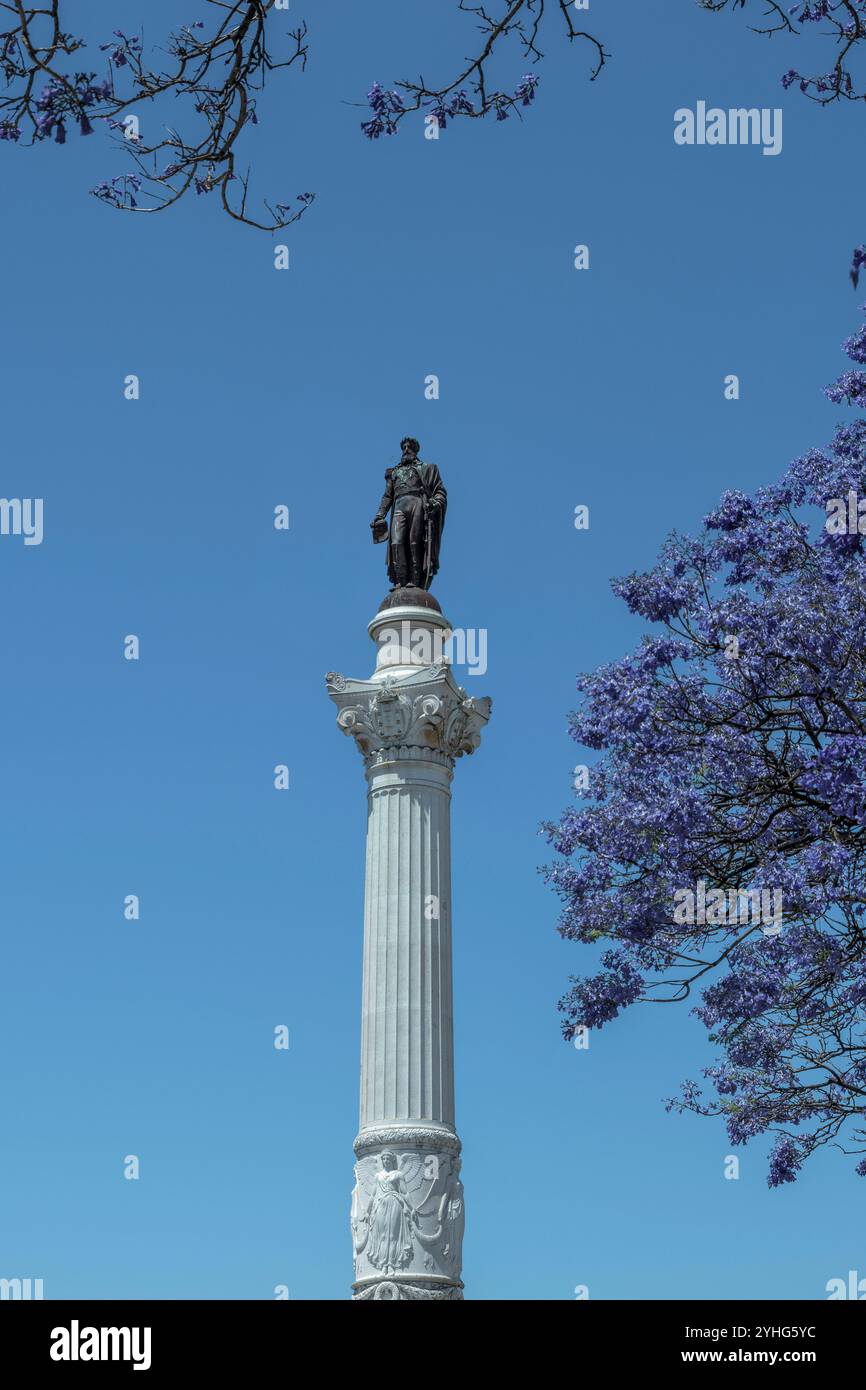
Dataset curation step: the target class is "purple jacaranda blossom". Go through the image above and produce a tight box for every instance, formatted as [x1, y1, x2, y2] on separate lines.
[360, 81, 403, 138]
[842, 321, 866, 363]
[99, 30, 142, 68]
[450, 90, 474, 116]
[33, 73, 112, 143]
[91, 173, 142, 208]
[274, 193, 314, 220]
[514, 73, 539, 106]
[767, 1139, 805, 1187]
[825, 369, 866, 405]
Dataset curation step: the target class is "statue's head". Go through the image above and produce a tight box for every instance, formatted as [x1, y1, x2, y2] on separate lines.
[400, 436, 420, 459]
[380, 1151, 398, 1171]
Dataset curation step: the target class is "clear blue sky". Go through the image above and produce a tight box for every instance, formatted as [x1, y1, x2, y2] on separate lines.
[2, 1, 863, 1300]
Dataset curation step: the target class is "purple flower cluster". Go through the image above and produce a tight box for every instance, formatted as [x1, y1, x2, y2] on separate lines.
[428, 90, 476, 130]
[34, 72, 111, 143]
[513, 73, 539, 106]
[274, 192, 314, 220]
[91, 173, 142, 209]
[788, 1, 832, 21]
[361, 82, 405, 140]
[767, 1138, 805, 1188]
[560, 950, 644, 1033]
[825, 369, 866, 405]
[99, 30, 141, 68]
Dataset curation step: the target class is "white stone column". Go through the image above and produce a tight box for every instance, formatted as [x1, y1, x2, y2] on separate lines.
[327, 599, 490, 1301]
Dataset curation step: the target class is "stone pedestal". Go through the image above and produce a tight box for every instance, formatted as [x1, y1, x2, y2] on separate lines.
[327, 592, 491, 1301]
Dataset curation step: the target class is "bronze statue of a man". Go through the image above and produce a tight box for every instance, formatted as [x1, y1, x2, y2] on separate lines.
[370, 437, 447, 591]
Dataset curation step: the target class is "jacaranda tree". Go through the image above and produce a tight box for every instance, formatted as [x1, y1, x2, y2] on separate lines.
[544, 305, 866, 1185]
[0, 1, 316, 230]
[8, 3, 866, 230]
[0, 1, 608, 229]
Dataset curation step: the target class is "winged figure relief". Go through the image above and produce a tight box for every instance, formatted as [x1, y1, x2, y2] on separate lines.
[351, 1150, 465, 1276]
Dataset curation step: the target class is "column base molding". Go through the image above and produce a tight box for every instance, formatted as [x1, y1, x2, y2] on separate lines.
[354, 1124, 461, 1159]
[352, 1275, 464, 1302]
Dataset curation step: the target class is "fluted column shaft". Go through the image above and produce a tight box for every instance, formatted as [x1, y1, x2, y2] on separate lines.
[360, 756, 454, 1130]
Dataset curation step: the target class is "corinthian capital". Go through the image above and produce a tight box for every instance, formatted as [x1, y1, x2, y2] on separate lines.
[326, 666, 491, 763]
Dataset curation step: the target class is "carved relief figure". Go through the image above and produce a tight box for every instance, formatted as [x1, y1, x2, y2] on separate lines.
[351, 1148, 467, 1279]
[367, 1152, 416, 1273]
[438, 1157, 465, 1270]
[352, 1151, 417, 1274]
